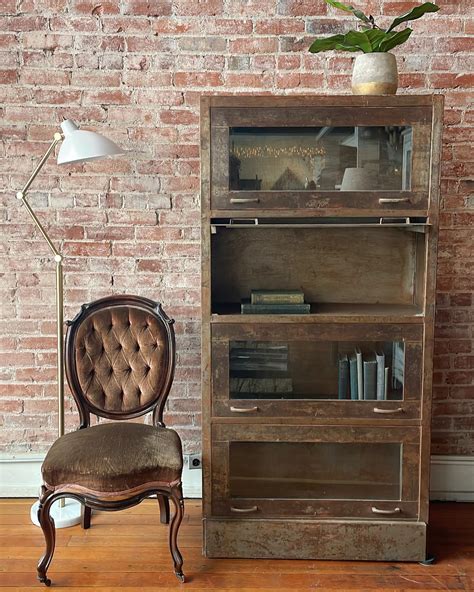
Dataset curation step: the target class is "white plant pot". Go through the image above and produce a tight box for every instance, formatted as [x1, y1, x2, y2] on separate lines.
[352, 52, 398, 95]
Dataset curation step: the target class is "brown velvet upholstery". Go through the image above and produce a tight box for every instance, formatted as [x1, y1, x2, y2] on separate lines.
[42, 422, 183, 494]
[75, 306, 169, 414]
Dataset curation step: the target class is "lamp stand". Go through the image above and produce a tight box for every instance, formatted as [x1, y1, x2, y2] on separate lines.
[17, 134, 81, 528]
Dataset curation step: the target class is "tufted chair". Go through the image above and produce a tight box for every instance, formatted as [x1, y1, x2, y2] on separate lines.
[36, 295, 185, 586]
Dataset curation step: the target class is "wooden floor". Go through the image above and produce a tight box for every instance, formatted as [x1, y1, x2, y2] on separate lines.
[0, 499, 472, 591]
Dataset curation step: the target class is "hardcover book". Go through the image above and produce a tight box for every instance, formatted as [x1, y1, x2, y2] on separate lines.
[251, 289, 305, 305]
[338, 354, 350, 400]
[241, 302, 311, 315]
[375, 350, 386, 401]
[363, 353, 377, 400]
[349, 353, 358, 400]
[230, 377, 294, 395]
[355, 347, 363, 401]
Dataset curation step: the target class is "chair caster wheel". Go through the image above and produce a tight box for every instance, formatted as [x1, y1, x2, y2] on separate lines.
[175, 571, 185, 583]
[39, 576, 51, 586]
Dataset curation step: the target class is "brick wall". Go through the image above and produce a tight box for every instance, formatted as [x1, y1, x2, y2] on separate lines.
[1, 0, 472, 456]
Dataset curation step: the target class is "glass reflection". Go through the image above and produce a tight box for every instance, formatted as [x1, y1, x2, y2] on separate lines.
[229, 442, 402, 500]
[229, 340, 404, 401]
[229, 126, 412, 191]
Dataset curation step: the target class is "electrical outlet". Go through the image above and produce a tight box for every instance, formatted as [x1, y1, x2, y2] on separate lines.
[185, 453, 202, 470]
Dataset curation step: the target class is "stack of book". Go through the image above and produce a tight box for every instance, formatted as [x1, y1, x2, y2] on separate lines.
[241, 289, 310, 314]
[230, 342, 293, 398]
[338, 348, 393, 401]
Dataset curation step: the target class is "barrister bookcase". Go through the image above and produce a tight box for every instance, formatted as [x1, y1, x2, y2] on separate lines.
[201, 95, 443, 561]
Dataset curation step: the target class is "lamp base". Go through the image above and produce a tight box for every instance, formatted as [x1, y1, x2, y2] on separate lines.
[30, 499, 82, 529]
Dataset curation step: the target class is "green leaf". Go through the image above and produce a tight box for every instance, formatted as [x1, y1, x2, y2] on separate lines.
[379, 27, 413, 51]
[309, 34, 345, 53]
[325, 0, 371, 23]
[365, 28, 387, 51]
[386, 2, 439, 33]
[339, 30, 373, 52]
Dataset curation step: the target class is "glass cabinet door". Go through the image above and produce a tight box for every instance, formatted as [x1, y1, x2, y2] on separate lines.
[230, 126, 413, 192]
[211, 424, 419, 520]
[210, 102, 432, 211]
[212, 324, 422, 419]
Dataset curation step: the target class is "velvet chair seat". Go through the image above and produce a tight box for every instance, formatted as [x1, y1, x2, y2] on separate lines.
[42, 422, 183, 495]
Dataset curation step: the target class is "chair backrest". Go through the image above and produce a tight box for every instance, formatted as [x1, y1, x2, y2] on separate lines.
[65, 295, 175, 427]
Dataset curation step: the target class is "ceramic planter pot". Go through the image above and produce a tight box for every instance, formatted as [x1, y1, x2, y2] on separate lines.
[352, 52, 398, 95]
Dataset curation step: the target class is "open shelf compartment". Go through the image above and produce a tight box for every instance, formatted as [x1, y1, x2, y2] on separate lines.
[211, 219, 428, 319]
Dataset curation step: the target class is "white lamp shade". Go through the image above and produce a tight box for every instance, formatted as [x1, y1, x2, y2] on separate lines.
[340, 167, 378, 191]
[57, 119, 124, 165]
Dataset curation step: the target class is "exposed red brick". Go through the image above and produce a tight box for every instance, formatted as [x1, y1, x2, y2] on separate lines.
[278, 0, 328, 16]
[0, 69, 16, 83]
[0, 1, 472, 459]
[122, 0, 172, 16]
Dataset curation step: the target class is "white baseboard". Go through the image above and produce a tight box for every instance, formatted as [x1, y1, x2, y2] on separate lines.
[429, 455, 474, 502]
[1, 454, 473, 501]
[0, 453, 202, 499]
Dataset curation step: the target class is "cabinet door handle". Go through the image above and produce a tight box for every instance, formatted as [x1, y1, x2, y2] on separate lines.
[379, 197, 410, 204]
[230, 406, 259, 413]
[373, 407, 404, 414]
[230, 198, 260, 204]
[231, 505, 258, 513]
[371, 506, 401, 515]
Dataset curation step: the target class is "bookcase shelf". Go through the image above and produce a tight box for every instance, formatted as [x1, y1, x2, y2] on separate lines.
[211, 302, 424, 321]
[201, 95, 443, 562]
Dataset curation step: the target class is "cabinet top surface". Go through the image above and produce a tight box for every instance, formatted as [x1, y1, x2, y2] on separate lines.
[203, 94, 443, 108]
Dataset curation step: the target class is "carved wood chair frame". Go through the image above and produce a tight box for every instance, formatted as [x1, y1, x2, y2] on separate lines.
[36, 295, 185, 585]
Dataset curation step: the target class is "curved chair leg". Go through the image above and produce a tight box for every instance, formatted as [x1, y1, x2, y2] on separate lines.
[37, 486, 57, 587]
[82, 505, 92, 529]
[169, 484, 185, 582]
[157, 494, 170, 524]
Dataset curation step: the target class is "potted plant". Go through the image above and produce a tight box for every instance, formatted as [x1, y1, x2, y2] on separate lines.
[309, 0, 439, 95]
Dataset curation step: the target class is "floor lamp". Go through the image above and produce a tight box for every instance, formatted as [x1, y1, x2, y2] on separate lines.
[15, 119, 124, 528]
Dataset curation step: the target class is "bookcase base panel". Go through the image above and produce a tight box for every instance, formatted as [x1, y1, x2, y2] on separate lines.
[204, 518, 427, 562]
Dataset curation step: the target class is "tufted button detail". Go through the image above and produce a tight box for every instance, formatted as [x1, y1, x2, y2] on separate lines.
[75, 303, 171, 414]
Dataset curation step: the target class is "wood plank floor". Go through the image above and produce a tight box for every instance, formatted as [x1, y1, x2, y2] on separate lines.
[0, 499, 472, 591]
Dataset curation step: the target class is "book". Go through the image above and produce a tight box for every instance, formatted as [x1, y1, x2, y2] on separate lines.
[363, 353, 377, 400]
[338, 354, 349, 400]
[230, 343, 289, 374]
[349, 353, 358, 400]
[230, 377, 293, 395]
[241, 302, 311, 315]
[384, 367, 389, 399]
[355, 347, 363, 401]
[375, 350, 385, 400]
[392, 341, 404, 389]
[251, 289, 305, 305]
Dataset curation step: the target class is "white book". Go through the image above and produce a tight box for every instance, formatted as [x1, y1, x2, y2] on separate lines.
[384, 367, 389, 399]
[375, 350, 385, 400]
[355, 347, 363, 401]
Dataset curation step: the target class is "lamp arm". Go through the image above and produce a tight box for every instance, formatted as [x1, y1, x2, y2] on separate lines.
[15, 131, 66, 441]
[16, 132, 63, 259]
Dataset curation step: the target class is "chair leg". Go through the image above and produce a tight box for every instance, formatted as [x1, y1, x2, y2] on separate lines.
[157, 494, 170, 524]
[169, 484, 185, 583]
[82, 505, 92, 529]
[37, 486, 57, 587]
